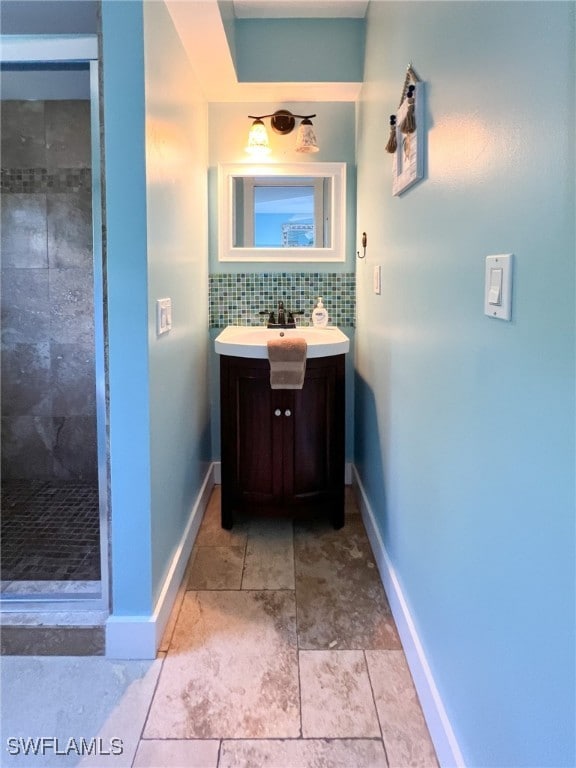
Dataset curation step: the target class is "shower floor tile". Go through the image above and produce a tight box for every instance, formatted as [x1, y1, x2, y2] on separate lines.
[0, 480, 100, 581]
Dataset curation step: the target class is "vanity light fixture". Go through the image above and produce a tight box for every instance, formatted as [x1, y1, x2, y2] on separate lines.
[245, 110, 319, 157]
[245, 118, 271, 156]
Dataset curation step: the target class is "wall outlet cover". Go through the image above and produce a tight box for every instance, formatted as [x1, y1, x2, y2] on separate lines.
[373, 265, 381, 294]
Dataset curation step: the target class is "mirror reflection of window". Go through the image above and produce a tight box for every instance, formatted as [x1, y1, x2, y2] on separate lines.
[253, 185, 315, 247]
[237, 177, 328, 250]
[222, 163, 345, 262]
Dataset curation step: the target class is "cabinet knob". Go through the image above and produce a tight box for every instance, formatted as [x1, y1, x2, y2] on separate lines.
[285, 409, 292, 417]
[274, 409, 282, 417]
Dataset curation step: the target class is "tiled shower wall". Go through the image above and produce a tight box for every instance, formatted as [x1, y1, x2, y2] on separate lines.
[209, 272, 356, 328]
[0, 100, 97, 482]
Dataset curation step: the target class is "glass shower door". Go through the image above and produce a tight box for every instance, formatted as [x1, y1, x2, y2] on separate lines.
[0, 40, 108, 610]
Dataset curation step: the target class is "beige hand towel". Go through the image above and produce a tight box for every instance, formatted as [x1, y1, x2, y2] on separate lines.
[267, 337, 307, 389]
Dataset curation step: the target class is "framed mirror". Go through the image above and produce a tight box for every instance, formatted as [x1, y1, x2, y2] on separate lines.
[218, 162, 346, 262]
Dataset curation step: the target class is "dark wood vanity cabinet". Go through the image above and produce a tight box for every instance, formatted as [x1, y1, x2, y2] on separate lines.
[220, 354, 345, 529]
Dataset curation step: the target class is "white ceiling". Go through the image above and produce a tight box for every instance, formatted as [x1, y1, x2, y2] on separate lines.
[166, 0, 365, 102]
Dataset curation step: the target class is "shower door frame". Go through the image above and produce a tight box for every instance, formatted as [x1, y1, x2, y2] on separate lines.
[0, 35, 109, 613]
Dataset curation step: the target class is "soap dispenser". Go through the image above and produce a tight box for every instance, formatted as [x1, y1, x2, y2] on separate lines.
[311, 297, 329, 327]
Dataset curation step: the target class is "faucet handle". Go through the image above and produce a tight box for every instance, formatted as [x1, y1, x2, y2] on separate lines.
[259, 310, 276, 325]
[288, 309, 303, 321]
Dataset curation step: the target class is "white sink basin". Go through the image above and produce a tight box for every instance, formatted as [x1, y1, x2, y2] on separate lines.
[215, 325, 350, 359]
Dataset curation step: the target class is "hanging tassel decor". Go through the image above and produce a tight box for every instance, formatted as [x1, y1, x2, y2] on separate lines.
[399, 84, 417, 134]
[385, 115, 397, 153]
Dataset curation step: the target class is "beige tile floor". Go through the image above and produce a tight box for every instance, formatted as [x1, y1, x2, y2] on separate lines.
[134, 487, 438, 768]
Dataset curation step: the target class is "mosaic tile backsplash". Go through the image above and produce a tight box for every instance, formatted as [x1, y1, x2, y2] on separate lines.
[209, 272, 356, 328]
[1, 167, 92, 194]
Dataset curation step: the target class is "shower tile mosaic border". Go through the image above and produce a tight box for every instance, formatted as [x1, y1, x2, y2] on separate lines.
[209, 272, 356, 328]
[1, 168, 92, 194]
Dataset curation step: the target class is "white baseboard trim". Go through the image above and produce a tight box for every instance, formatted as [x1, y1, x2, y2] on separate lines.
[105, 613, 156, 660]
[106, 464, 216, 659]
[352, 466, 466, 768]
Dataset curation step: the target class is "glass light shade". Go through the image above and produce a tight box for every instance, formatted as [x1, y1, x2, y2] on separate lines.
[245, 119, 271, 156]
[295, 120, 319, 153]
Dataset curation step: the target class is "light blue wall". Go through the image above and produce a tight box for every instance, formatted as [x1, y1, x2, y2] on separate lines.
[102, 0, 210, 615]
[101, 0, 152, 614]
[208, 101, 357, 274]
[143, 1, 211, 606]
[355, 3, 575, 767]
[234, 19, 364, 83]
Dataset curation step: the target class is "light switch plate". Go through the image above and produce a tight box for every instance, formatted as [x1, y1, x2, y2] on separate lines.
[484, 254, 513, 320]
[156, 298, 172, 335]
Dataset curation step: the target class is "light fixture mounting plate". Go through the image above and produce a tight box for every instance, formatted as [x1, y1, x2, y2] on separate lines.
[271, 110, 296, 135]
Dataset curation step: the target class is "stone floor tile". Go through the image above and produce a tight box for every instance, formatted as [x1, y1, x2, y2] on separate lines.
[299, 649, 381, 738]
[242, 519, 295, 590]
[366, 650, 439, 768]
[219, 737, 387, 768]
[294, 517, 401, 650]
[143, 590, 300, 739]
[132, 739, 219, 768]
[3, 488, 439, 768]
[194, 487, 248, 547]
[187, 545, 245, 590]
[345, 484, 362, 515]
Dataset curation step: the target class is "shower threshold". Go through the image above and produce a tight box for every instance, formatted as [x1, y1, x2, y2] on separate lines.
[1, 579, 101, 598]
[0, 606, 108, 655]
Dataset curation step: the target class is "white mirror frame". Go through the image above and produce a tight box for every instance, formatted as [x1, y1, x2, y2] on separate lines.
[218, 162, 346, 262]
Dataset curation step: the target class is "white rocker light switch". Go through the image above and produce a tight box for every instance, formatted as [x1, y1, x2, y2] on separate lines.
[485, 255, 513, 320]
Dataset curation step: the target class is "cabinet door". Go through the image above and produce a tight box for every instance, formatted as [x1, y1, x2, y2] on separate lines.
[289, 356, 344, 521]
[220, 354, 345, 528]
[236, 365, 285, 503]
[221, 357, 282, 513]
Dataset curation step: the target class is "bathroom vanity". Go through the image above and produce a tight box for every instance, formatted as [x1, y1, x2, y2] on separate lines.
[215, 326, 349, 530]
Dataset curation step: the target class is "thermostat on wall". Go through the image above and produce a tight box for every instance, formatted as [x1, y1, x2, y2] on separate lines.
[156, 298, 172, 335]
